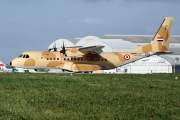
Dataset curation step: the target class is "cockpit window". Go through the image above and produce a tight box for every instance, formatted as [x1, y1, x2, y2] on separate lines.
[18, 54, 23, 58]
[23, 55, 26, 58]
[19, 54, 30, 58]
[26, 55, 30, 58]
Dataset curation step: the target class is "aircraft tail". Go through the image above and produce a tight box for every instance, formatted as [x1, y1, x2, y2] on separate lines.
[129, 17, 174, 53]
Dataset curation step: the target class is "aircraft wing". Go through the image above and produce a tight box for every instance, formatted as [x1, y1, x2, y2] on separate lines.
[78, 45, 104, 54]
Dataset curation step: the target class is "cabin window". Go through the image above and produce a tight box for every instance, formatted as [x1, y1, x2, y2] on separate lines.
[105, 59, 107, 61]
[54, 58, 56, 60]
[67, 58, 69, 61]
[50, 58, 52, 60]
[57, 58, 59, 60]
[47, 58, 49, 60]
[64, 58, 66, 60]
[74, 58, 76, 61]
[41, 57, 43, 59]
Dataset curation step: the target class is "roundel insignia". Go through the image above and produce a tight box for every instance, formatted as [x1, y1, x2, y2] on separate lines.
[124, 54, 130, 60]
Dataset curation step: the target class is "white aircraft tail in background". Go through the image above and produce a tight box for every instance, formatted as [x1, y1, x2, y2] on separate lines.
[0, 61, 12, 72]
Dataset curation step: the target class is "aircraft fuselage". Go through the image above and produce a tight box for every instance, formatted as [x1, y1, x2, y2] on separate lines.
[11, 50, 142, 72]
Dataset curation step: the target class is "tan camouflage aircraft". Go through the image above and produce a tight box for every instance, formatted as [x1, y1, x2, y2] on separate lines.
[10, 17, 174, 72]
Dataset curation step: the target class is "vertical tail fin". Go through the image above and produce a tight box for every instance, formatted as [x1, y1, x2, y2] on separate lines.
[151, 17, 174, 52]
[129, 17, 174, 53]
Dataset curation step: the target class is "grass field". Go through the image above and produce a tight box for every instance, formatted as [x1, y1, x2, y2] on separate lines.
[0, 73, 180, 120]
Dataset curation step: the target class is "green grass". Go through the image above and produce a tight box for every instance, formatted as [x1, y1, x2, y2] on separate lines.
[0, 73, 180, 120]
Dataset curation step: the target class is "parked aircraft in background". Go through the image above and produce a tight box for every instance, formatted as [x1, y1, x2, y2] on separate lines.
[10, 17, 174, 72]
[0, 61, 12, 72]
[0, 61, 5, 71]
[0, 61, 37, 72]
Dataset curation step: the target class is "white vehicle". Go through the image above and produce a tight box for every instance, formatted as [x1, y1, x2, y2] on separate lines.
[12, 67, 37, 72]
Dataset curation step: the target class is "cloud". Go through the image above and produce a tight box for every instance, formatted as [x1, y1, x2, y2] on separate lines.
[5, 0, 180, 4]
[84, 18, 103, 24]
[126, 0, 179, 3]
[85, 0, 180, 3]
[67, 18, 103, 25]
[85, 0, 110, 2]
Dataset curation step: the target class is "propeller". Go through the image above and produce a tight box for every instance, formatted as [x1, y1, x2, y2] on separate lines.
[60, 41, 66, 56]
[53, 42, 57, 52]
[60, 41, 66, 54]
[48, 42, 57, 51]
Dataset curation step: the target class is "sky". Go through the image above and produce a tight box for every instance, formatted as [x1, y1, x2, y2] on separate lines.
[0, 0, 180, 64]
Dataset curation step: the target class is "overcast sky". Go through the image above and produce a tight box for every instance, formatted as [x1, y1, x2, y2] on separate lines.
[0, 0, 180, 63]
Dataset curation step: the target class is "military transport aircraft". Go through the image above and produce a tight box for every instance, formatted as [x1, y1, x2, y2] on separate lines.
[10, 17, 174, 72]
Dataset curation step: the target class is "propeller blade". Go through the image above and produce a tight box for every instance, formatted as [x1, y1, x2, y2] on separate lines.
[53, 42, 57, 51]
[60, 41, 66, 55]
